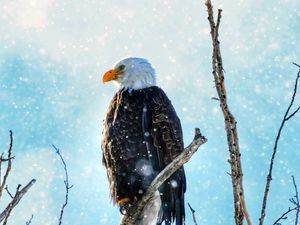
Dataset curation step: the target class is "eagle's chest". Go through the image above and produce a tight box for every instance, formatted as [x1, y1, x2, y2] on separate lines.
[106, 93, 150, 160]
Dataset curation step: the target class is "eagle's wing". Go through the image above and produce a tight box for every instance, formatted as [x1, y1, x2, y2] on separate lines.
[149, 87, 186, 225]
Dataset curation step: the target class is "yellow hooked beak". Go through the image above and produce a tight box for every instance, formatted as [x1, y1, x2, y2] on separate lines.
[102, 69, 123, 84]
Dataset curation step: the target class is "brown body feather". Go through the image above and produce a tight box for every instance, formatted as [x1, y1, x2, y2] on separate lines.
[102, 86, 186, 225]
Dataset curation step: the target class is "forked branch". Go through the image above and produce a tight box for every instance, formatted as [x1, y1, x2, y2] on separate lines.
[0, 131, 36, 224]
[259, 64, 300, 225]
[0, 179, 36, 223]
[272, 176, 300, 225]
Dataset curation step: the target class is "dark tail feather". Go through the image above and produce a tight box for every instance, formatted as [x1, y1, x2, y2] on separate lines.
[158, 168, 186, 225]
[158, 183, 173, 225]
[175, 185, 185, 225]
[175, 167, 186, 225]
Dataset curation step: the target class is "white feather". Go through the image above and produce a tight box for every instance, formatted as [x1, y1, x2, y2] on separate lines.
[113, 57, 156, 91]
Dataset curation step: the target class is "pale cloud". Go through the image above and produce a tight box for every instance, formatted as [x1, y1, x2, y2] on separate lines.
[3, 0, 53, 29]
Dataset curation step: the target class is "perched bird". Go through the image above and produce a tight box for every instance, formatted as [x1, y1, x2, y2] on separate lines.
[101, 57, 186, 225]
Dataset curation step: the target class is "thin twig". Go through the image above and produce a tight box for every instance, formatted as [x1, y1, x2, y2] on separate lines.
[4, 185, 13, 199]
[291, 176, 299, 225]
[25, 214, 34, 225]
[293, 62, 300, 68]
[0, 130, 13, 199]
[188, 203, 198, 225]
[211, 97, 220, 101]
[0, 153, 3, 184]
[119, 128, 207, 225]
[286, 106, 300, 121]
[273, 206, 300, 225]
[0, 179, 36, 223]
[52, 145, 73, 225]
[259, 65, 300, 225]
[205, 1, 251, 225]
[273, 176, 300, 224]
[0, 156, 14, 162]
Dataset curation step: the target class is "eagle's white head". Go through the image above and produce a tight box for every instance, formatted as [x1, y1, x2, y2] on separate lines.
[102, 57, 156, 91]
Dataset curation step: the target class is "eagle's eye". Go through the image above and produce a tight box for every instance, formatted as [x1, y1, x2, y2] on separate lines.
[118, 65, 125, 71]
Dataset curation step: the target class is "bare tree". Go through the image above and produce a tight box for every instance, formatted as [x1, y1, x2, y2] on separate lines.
[205, 1, 300, 225]
[0, 131, 36, 224]
[0, 131, 72, 225]
[272, 176, 300, 225]
[259, 63, 300, 225]
[52, 145, 73, 225]
[205, 1, 251, 225]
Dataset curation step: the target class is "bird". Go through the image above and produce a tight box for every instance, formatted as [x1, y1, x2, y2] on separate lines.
[101, 57, 186, 225]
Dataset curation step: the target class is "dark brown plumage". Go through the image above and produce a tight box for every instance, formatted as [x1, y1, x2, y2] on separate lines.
[102, 86, 186, 225]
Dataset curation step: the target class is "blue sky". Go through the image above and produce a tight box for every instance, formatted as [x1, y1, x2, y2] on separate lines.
[0, 0, 300, 224]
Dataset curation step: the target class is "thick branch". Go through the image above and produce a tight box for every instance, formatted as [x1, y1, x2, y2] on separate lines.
[259, 65, 300, 225]
[205, 1, 251, 225]
[119, 128, 207, 225]
[0, 179, 36, 223]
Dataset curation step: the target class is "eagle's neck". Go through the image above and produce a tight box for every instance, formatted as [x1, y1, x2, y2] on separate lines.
[119, 70, 156, 91]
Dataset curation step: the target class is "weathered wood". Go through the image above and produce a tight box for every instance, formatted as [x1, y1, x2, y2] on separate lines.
[119, 128, 207, 225]
[205, 1, 251, 225]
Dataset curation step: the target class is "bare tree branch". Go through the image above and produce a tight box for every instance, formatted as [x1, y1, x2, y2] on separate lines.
[293, 62, 300, 67]
[4, 185, 13, 199]
[188, 203, 198, 225]
[52, 145, 73, 225]
[285, 106, 300, 121]
[291, 176, 299, 225]
[259, 64, 300, 225]
[25, 214, 34, 225]
[205, 1, 251, 225]
[0, 179, 36, 223]
[0, 130, 13, 199]
[0, 153, 3, 183]
[0, 131, 36, 224]
[119, 128, 207, 225]
[3, 185, 21, 225]
[273, 176, 300, 225]
[273, 206, 300, 225]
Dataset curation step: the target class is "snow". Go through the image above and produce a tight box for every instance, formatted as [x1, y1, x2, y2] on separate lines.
[136, 159, 154, 177]
[0, 0, 300, 224]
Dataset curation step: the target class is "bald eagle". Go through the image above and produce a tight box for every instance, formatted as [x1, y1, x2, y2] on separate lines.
[101, 57, 186, 225]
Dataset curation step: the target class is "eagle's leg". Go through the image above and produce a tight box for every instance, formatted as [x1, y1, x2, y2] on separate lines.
[118, 197, 131, 206]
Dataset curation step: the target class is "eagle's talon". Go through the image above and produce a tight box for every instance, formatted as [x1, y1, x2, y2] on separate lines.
[120, 202, 132, 215]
